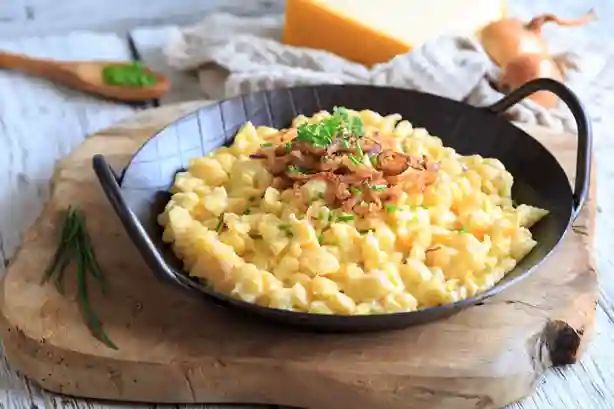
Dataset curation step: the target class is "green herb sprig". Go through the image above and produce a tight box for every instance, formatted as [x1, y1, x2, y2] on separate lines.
[295, 106, 364, 148]
[384, 204, 399, 213]
[42, 205, 117, 349]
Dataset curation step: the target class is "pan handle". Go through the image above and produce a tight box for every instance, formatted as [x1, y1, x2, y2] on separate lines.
[92, 154, 204, 294]
[486, 78, 592, 220]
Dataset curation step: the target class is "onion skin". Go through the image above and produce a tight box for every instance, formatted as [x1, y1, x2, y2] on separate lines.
[499, 53, 563, 109]
[480, 9, 596, 68]
[480, 19, 547, 68]
[481, 9, 596, 109]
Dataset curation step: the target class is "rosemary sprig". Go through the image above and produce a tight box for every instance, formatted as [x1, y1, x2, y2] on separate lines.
[41, 205, 117, 349]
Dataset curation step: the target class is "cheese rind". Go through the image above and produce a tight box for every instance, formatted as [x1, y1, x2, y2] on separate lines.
[283, 0, 507, 67]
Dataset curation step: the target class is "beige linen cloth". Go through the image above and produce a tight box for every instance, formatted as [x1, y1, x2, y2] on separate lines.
[165, 13, 604, 133]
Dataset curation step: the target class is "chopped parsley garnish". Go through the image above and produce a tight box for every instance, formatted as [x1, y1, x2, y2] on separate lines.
[296, 121, 334, 148]
[458, 226, 469, 234]
[317, 232, 324, 243]
[284, 142, 293, 153]
[334, 106, 364, 137]
[279, 224, 293, 237]
[288, 165, 307, 174]
[368, 154, 378, 167]
[355, 141, 364, 158]
[294, 106, 365, 148]
[348, 154, 361, 165]
[337, 214, 355, 222]
[349, 186, 362, 195]
[384, 204, 399, 213]
[260, 142, 274, 148]
[215, 214, 225, 232]
[351, 118, 364, 137]
[243, 209, 251, 215]
[371, 184, 387, 191]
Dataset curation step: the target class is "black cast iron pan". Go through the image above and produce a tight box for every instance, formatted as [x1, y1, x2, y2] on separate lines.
[93, 78, 591, 332]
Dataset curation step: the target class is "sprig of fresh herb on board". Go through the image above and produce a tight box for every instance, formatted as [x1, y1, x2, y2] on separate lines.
[41, 205, 117, 350]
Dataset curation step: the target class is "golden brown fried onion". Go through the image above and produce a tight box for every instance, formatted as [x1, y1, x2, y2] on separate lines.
[249, 129, 439, 213]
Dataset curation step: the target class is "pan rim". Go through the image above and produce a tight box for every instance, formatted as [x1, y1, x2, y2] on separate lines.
[107, 84, 580, 330]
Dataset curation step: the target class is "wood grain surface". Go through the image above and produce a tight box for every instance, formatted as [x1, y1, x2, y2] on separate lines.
[0, 102, 598, 409]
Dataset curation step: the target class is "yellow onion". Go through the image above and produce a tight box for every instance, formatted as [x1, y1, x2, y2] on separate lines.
[498, 53, 563, 109]
[480, 9, 596, 68]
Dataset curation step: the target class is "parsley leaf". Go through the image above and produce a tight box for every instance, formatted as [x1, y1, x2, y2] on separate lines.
[348, 154, 361, 165]
[384, 204, 399, 213]
[349, 186, 362, 195]
[295, 107, 365, 148]
[368, 154, 378, 167]
[288, 165, 307, 174]
[337, 214, 355, 222]
[355, 141, 364, 158]
[350, 115, 364, 137]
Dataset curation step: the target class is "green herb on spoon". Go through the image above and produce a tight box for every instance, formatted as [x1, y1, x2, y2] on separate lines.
[41, 205, 117, 349]
[102, 61, 157, 88]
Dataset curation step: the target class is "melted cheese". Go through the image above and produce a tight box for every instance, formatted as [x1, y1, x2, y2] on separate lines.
[283, 0, 507, 67]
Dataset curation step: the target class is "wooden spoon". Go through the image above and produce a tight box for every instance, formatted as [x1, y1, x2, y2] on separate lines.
[0, 51, 171, 102]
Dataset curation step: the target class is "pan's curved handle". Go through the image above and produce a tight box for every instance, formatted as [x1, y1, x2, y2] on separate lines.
[486, 78, 592, 220]
[92, 154, 203, 294]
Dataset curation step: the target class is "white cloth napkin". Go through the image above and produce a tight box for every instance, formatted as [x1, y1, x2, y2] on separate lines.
[165, 12, 604, 134]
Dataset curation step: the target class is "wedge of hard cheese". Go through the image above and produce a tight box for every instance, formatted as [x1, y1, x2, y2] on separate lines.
[283, 0, 507, 67]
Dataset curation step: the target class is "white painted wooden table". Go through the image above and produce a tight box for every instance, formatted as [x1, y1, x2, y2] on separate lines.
[1, 1, 614, 408]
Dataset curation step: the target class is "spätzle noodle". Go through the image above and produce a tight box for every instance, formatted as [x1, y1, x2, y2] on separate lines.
[158, 108, 549, 315]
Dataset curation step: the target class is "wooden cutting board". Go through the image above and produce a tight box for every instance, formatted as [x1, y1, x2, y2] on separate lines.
[0, 102, 598, 409]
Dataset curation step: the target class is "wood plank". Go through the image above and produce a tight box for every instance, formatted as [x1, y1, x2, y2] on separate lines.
[0, 0, 27, 23]
[0, 31, 137, 409]
[581, 57, 614, 324]
[0, 0, 284, 39]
